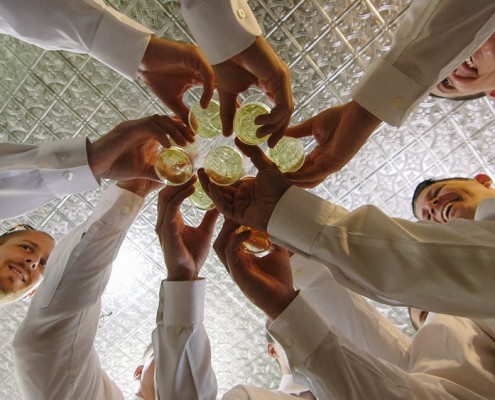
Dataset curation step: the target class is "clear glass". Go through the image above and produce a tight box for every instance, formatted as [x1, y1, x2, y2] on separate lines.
[154, 146, 194, 185]
[204, 145, 244, 186]
[268, 136, 306, 173]
[189, 179, 215, 211]
[234, 102, 271, 145]
[236, 225, 273, 257]
[188, 100, 222, 139]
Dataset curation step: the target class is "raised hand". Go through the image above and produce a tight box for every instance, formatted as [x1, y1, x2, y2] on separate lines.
[155, 177, 219, 281]
[139, 37, 215, 124]
[88, 114, 193, 182]
[213, 37, 293, 147]
[198, 139, 292, 231]
[285, 101, 382, 187]
[213, 219, 296, 319]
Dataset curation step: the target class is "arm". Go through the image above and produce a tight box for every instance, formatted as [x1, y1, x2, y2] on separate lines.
[13, 183, 146, 400]
[151, 180, 219, 400]
[268, 293, 485, 400]
[0, 114, 189, 220]
[353, 0, 495, 126]
[269, 186, 495, 318]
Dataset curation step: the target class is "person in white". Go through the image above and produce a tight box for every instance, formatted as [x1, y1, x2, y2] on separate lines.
[282, 0, 495, 188]
[213, 215, 495, 400]
[198, 140, 495, 318]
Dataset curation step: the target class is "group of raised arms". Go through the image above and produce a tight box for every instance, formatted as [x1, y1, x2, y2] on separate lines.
[1, 1, 495, 399]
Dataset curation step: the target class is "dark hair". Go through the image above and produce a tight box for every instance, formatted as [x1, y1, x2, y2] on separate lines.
[429, 92, 486, 101]
[411, 177, 470, 219]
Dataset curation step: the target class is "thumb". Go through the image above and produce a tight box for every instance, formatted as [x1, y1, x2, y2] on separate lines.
[234, 138, 275, 172]
[285, 116, 315, 139]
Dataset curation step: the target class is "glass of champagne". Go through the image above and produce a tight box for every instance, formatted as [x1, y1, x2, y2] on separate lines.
[188, 100, 222, 139]
[268, 136, 306, 173]
[154, 146, 194, 185]
[235, 225, 273, 257]
[234, 102, 271, 145]
[188, 179, 215, 211]
[204, 145, 244, 186]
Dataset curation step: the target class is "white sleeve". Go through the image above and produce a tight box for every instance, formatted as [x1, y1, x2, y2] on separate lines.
[0, 137, 99, 220]
[181, 0, 262, 64]
[291, 254, 411, 369]
[268, 186, 495, 318]
[13, 184, 143, 400]
[153, 279, 217, 400]
[352, 0, 495, 126]
[0, 0, 153, 80]
[268, 293, 486, 400]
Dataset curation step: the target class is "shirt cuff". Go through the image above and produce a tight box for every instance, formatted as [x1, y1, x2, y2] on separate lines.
[38, 137, 100, 195]
[89, 4, 153, 80]
[352, 59, 426, 127]
[181, 0, 262, 64]
[268, 186, 338, 255]
[268, 291, 329, 367]
[156, 279, 206, 326]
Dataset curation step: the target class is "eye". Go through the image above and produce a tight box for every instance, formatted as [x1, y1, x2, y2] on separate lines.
[441, 78, 452, 88]
[21, 244, 33, 252]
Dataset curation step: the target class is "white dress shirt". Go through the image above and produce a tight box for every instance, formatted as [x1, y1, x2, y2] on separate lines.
[13, 184, 144, 399]
[353, 0, 495, 126]
[0, 137, 99, 220]
[268, 186, 495, 318]
[269, 255, 495, 400]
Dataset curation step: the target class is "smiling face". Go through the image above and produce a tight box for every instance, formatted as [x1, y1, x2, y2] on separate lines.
[431, 32, 495, 99]
[414, 174, 495, 223]
[0, 230, 55, 300]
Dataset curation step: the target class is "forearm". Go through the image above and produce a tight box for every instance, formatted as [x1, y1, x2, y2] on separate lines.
[269, 293, 480, 400]
[181, 0, 262, 64]
[0, 0, 153, 79]
[353, 0, 495, 126]
[269, 187, 495, 318]
[0, 138, 99, 220]
[154, 279, 217, 400]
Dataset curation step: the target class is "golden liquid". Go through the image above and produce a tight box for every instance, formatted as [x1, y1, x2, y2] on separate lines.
[236, 226, 273, 257]
[204, 146, 244, 186]
[268, 136, 305, 173]
[188, 100, 222, 139]
[189, 180, 214, 210]
[154, 147, 194, 185]
[234, 102, 271, 145]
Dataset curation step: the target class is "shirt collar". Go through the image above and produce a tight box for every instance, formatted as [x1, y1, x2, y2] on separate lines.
[475, 198, 495, 221]
[278, 374, 311, 395]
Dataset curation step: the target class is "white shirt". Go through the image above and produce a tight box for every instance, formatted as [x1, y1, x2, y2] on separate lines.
[13, 184, 143, 399]
[269, 255, 495, 400]
[353, 0, 495, 126]
[268, 186, 495, 318]
[0, 137, 99, 220]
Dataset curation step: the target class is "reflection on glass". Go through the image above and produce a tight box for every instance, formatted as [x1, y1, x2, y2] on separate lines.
[189, 179, 215, 210]
[204, 145, 244, 186]
[188, 100, 222, 139]
[170, 136, 200, 160]
[234, 102, 271, 145]
[236, 225, 273, 257]
[268, 136, 305, 173]
[154, 147, 194, 185]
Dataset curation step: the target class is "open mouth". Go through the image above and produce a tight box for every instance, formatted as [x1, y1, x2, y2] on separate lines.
[441, 201, 456, 222]
[9, 264, 27, 282]
[465, 56, 477, 71]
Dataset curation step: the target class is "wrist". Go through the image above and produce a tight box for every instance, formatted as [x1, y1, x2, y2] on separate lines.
[166, 269, 196, 281]
[266, 289, 298, 320]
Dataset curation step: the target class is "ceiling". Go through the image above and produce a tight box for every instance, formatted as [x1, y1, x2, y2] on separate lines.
[1, 0, 494, 398]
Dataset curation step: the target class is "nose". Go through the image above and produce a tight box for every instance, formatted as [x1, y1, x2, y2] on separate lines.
[451, 65, 476, 79]
[23, 256, 40, 270]
[427, 197, 440, 220]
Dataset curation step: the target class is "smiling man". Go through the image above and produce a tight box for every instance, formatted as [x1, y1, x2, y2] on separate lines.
[431, 33, 495, 100]
[0, 225, 55, 306]
[412, 174, 495, 221]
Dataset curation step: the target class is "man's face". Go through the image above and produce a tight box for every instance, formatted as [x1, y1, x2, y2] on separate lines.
[414, 175, 495, 223]
[430, 32, 495, 99]
[0, 231, 55, 297]
[135, 351, 156, 399]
